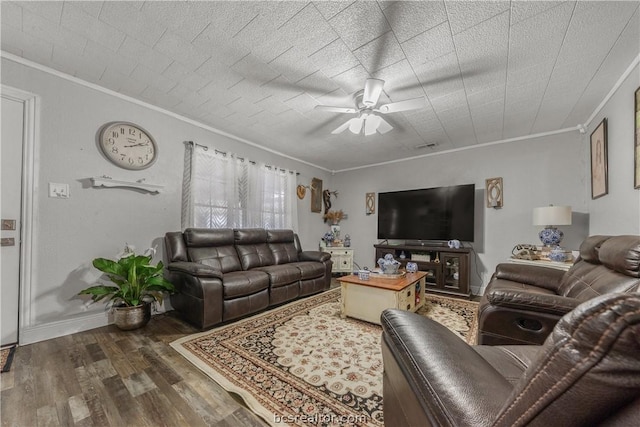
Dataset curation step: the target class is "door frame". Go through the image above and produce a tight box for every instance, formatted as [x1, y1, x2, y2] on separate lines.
[2, 85, 39, 343]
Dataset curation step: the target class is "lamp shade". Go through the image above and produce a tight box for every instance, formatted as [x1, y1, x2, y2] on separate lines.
[533, 206, 572, 226]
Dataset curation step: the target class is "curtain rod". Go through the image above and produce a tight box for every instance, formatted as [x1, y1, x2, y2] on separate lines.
[187, 141, 299, 175]
[185, 140, 208, 150]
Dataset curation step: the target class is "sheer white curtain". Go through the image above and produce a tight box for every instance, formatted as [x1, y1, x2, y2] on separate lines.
[182, 143, 298, 231]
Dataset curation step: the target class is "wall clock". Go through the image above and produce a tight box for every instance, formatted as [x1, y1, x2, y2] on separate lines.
[98, 122, 158, 170]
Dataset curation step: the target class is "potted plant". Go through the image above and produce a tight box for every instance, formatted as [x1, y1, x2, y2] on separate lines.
[78, 245, 175, 330]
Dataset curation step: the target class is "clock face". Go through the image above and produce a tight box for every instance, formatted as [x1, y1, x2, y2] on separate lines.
[99, 122, 157, 170]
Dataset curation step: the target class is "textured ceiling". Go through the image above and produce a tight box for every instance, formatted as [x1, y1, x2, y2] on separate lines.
[2, 1, 639, 171]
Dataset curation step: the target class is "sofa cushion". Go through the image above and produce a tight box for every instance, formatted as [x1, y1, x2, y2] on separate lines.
[253, 264, 300, 288]
[235, 228, 275, 269]
[291, 261, 325, 280]
[576, 235, 610, 264]
[188, 246, 242, 273]
[165, 231, 188, 262]
[562, 267, 640, 301]
[598, 235, 640, 278]
[267, 229, 299, 264]
[222, 270, 270, 299]
[183, 228, 242, 273]
[557, 260, 601, 297]
[558, 238, 640, 300]
[185, 228, 235, 247]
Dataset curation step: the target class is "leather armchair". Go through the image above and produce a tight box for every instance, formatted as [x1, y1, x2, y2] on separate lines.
[478, 235, 640, 345]
[381, 292, 640, 426]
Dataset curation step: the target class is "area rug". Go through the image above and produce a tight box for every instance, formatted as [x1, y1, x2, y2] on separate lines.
[1, 346, 16, 373]
[171, 288, 478, 426]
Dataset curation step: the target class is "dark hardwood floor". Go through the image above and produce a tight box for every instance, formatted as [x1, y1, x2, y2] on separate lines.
[0, 312, 268, 427]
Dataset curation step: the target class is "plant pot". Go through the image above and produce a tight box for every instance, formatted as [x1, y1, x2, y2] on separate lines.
[112, 302, 151, 330]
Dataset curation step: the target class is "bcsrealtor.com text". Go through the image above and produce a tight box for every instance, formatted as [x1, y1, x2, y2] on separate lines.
[274, 413, 370, 425]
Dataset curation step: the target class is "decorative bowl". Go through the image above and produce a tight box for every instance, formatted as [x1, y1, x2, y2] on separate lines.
[549, 246, 567, 262]
[380, 264, 399, 274]
[378, 254, 401, 274]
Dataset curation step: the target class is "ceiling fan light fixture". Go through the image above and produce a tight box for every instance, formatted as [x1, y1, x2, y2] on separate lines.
[349, 116, 365, 134]
[363, 79, 385, 107]
[364, 114, 382, 136]
[376, 117, 393, 135]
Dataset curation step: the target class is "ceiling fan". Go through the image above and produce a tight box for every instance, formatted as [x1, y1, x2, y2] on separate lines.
[314, 78, 426, 136]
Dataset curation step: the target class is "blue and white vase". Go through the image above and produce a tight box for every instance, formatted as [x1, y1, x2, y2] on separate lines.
[406, 262, 418, 273]
[539, 227, 563, 246]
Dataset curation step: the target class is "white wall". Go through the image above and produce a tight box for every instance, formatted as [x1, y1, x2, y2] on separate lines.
[1, 57, 332, 343]
[586, 64, 640, 234]
[331, 131, 589, 295]
[329, 64, 640, 295]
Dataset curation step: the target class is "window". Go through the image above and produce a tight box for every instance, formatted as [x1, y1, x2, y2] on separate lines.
[182, 144, 298, 231]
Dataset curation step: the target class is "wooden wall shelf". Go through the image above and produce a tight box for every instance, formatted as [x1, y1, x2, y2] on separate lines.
[90, 176, 163, 194]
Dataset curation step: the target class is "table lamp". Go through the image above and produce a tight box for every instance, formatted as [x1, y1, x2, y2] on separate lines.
[532, 205, 572, 246]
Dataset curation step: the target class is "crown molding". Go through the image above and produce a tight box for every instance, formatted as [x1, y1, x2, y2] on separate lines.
[0, 51, 332, 173]
[4, 50, 635, 175]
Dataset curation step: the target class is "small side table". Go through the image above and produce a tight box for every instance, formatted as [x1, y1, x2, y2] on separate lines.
[324, 247, 354, 275]
[507, 258, 573, 271]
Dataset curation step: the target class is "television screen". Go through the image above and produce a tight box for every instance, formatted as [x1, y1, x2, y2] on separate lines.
[377, 184, 475, 242]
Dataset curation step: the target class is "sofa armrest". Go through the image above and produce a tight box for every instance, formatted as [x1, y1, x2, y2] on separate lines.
[167, 261, 224, 279]
[494, 263, 565, 292]
[381, 309, 512, 426]
[486, 289, 580, 316]
[299, 251, 331, 263]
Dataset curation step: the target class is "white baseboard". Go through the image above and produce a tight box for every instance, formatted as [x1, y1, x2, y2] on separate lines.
[20, 311, 109, 345]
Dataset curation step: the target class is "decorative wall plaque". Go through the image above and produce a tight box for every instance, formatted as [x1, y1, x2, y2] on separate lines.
[310, 178, 322, 213]
[366, 192, 375, 215]
[485, 177, 503, 208]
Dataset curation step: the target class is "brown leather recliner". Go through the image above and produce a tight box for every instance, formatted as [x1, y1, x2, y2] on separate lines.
[381, 292, 640, 426]
[164, 228, 332, 330]
[478, 235, 640, 345]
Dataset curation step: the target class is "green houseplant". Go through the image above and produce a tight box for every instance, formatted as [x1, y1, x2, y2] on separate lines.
[79, 245, 175, 330]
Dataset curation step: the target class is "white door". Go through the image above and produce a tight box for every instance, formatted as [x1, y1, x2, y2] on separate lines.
[1, 95, 24, 346]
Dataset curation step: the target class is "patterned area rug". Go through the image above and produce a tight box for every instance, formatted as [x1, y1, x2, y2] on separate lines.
[1, 346, 16, 373]
[171, 288, 478, 426]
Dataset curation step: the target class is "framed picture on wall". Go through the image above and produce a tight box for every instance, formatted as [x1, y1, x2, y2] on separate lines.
[590, 118, 608, 199]
[635, 87, 640, 189]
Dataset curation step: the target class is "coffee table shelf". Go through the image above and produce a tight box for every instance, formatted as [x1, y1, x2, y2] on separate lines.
[338, 271, 427, 325]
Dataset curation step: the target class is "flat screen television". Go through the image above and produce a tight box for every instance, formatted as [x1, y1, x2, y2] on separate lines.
[377, 184, 475, 242]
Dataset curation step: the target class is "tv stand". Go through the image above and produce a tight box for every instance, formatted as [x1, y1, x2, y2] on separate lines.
[375, 243, 470, 298]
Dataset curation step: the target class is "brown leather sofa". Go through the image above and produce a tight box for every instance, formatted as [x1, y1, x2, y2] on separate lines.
[478, 235, 640, 345]
[381, 292, 640, 426]
[164, 228, 332, 329]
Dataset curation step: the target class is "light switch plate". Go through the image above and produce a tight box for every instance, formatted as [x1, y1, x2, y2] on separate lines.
[49, 182, 70, 198]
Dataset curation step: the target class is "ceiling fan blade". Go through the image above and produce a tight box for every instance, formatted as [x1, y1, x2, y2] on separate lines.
[364, 114, 382, 136]
[331, 119, 355, 134]
[376, 97, 426, 114]
[376, 117, 393, 135]
[349, 117, 364, 134]
[315, 105, 359, 114]
[363, 78, 385, 107]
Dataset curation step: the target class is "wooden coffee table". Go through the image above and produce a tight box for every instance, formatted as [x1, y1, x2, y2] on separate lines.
[338, 271, 427, 325]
